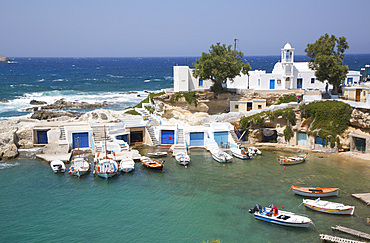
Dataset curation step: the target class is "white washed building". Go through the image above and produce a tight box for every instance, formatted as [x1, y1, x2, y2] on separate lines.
[174, 43, 360, 92]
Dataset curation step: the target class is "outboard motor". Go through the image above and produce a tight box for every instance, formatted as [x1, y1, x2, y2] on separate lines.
[249, 204, 262, 214]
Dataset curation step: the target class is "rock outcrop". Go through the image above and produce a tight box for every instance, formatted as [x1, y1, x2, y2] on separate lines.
[40, 99, 108, 110]
[0, 56, 10, 63]
[350, 108, 370, 129]
[31, 110, 80, 120]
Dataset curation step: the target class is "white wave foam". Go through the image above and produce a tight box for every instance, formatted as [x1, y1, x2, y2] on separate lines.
[53, 79, 65, 82]
[0, 162, 20, 170]
[144, 80, 150, 82]
[107, 74, 124, 78]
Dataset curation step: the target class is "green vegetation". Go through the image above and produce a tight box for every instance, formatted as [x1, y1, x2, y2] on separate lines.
[276, 94, 297, 105]
[134, 91, 165, 108]
[192, 42, 251, 94]
[124, 109, 141, 116]
[240, 108, 295, 130]
[202, 240, 221, 243]
[305, 34, 349, 94]
[284, 123, 294, 142]
[301, 100, 352, 148]
[170, 91, 198, 107]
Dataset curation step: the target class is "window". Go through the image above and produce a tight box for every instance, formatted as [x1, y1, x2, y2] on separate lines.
[258, 105, 262, 109]
[235, 105, 239, 109]
[258, 79, 261, 86]
[199, 79, 203, 86]
[311, 78, 315, 84]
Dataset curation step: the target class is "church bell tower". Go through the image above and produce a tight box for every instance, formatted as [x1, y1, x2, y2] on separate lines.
[281, 43, 295, 89]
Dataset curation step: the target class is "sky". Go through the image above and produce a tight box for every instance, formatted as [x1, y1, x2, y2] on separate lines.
[1, 0, 370, 57]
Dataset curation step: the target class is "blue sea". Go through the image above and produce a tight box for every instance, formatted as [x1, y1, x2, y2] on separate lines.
[1, 55, 370, 119]
[1, 56, 370, 243]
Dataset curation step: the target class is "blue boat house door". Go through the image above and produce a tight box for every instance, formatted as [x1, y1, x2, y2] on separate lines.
[269, 79, 275, 89]
[37, 130, 48, 144]
[190, 132, 204, 147]
[72, 132, 89, 149]
[161, 130, 174, 144]
[297, 78, 303, 89]
[214, 131, 229, 147]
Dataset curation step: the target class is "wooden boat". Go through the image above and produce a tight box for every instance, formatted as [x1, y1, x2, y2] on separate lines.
[148, 151, 168, 158]
[140, 156, 164, 170]
[119, 157, 135, 173]
[303, 198, 355, 215]
[249, 204, 312, 228]
[211, 150, 232, 163]
[277, 154, 306, 165]
[69, 157, 90, 177]
[175, 152, 190, 166]
[94, 157, 118, 179]
[50, 160, 66, 173]
[230, 147, 252, 160]
[291, 186, 339, 197]
[248, 146, 262, 156]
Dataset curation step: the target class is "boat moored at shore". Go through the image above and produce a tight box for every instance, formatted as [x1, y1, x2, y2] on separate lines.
[69, 157, 90, 177]
[140, 156, 164, 170]
[230, 147, 252, 160]
[175, 152, 190, 166]
[291, 186, 339, 197]
[211, 150, 233, 163]
[50, 160, 66, 173]
[278, 154, 307, 165]
[119, 157, 135, 173]
[303, 198, 355, 215]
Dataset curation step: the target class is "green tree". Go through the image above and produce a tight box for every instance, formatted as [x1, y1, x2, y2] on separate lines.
[192, 43, 251, 93]
[305, 33, 349, 94]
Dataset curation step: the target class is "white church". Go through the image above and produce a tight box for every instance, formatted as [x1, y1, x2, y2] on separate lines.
[173, 43, 360, 92]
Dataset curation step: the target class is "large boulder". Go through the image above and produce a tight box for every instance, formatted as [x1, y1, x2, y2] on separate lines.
[31, 110, 80, 120]
[2, 144, 19, 159]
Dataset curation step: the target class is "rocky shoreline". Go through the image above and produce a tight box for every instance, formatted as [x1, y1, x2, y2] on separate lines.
[1, 91, 370, 162]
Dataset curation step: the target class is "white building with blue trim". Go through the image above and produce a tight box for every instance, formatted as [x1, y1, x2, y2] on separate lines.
[173, 43, 360, 92]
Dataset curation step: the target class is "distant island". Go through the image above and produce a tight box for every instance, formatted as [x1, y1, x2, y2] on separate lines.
[0, 56, 11, 63]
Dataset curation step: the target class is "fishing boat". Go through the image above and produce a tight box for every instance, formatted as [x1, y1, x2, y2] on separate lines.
[50, 160, 66, 173]
[148, 151, 168, 158]
[248, 146, 262, 156]
[302, 198, 355, 215]
[230, 147, 252, 159]
[277, 154, 307, 165]
[94, 126, 119, 179]
[175, 152, 190, 166]
[140, 156, 164, 170]
[248, 204, 312, 228]
[119, 157, 135, 173]
[94, 157, 119, 179]
[291, 186, 339, 197]
[69, 157, 90, 177]
[211, 150, 233, 163]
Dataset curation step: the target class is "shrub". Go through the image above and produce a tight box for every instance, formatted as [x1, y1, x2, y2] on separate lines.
[276, 94, 297, 105]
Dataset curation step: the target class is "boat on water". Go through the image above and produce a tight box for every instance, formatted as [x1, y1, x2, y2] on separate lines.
[303, 198, 355, 215]
[94, 157, 119, 179]
[69, 157, 90, 177]
[211, 150, 232, 163]
[291, 186, 339, 197]
[148, 151, 168, 158]
[50, 160, 66, 173]
[119, 157, 135, 173]
[277, 154, 306, 165]
[248, 204, 312, 228]
[140, 156, 164, 170]
[248, 146, 262, 156]
[230, 147, 252, 160]
[175, 152, 190, 166]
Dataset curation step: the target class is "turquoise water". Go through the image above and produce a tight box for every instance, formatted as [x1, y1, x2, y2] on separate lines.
[0, 148, 369, 242]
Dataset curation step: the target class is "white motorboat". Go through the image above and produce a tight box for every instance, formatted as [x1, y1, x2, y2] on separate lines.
[248, 146, 262, 156]
[148, 151, 168, 158]
[50, 160, 66, 173]
[303, 198, 355, 215]
[175, 152, 190, 166]
[69, 157, 90, 177]
[119, 157, 135, 173]
[211, 150, 232, 163]
[230, 147, 252, 159]
[249, 204, 312, 228]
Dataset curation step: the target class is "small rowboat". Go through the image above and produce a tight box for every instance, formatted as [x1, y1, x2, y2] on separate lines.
[140, 156, 164, 170]
[249, 204, 312, 228]
[291, 186, 339, 197]
[175, 152, 190, 166]
[147, 151, 168, 158]
[119, 157, 135, 173]
[303, 198, 355, 215]
[211, 150, 233, 163]
[277, 154, 306, 165]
